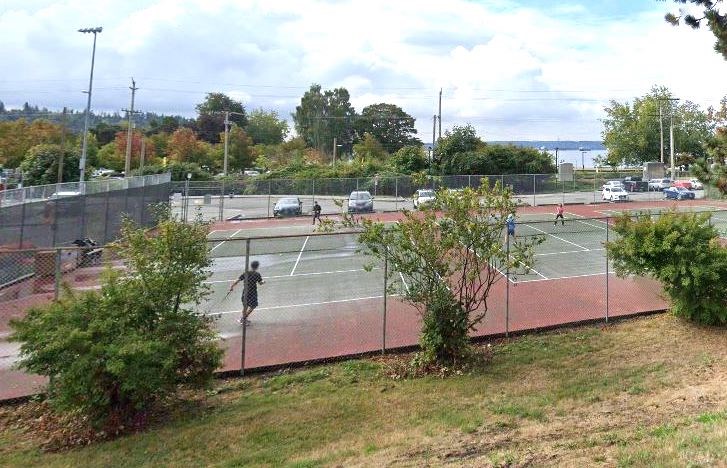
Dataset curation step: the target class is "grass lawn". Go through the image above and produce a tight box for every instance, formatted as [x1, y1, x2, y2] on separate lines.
[1, 313, 726, 467]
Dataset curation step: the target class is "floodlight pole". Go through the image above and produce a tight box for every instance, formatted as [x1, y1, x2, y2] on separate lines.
[78, 26, 102, 187]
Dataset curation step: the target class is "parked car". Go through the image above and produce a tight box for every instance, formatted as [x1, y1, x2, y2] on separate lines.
[273, 197, 303, 217]
[673, 180, 693, 190]
[348, 191, 374, 213]
[689, 178, 704, 190]
[648, 178, 672, 191]
[413, 189, 436, 209]
[48, 191, 82, 199]
[602, 186, 629, 202]
[622, 176, 649, 192]
[664, 186, 695, 200]
[602, 180, 624, 190]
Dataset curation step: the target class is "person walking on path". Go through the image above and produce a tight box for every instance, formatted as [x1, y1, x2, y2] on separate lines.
[506, 213, 516, 238]
[229, 260, 265, 325]
[312, 201, 322, 225]
[554, 203, 565, 226]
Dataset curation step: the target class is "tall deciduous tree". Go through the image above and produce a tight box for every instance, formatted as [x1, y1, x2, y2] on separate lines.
[665, 1, 727, 60]
[226, 126, 255, 171]
[19, 144, 80, 185]
[293, 84, 356, 155]
[356, 103, 420, 153]
[246, 108, 289, 145]
[167, 127, 210, 164]
[0, 119, 64, 167]
[194, 93, 247, 144]
[353, 132, 388, 162]
[434, 124, 486, 167]
[602, 86, 713, 166]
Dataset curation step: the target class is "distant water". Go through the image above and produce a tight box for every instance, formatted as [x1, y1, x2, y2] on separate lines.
[545, 149, 608, 169]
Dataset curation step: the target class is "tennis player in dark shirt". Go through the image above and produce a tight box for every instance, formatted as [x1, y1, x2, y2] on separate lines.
[312, 201, 322, 225]
[229, 260, 265, 325]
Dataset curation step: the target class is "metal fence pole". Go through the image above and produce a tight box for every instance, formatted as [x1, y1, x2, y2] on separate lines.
[312, 178, 316, 214]
[54, 248, 62, 301]
[103, 188, 111, 243]
[241, 238, 251, 376]
[395, 176, 399, 211]
[605, 216, 610, 324]
[219, 180, 225, 221]
[505, 233, 510, 337]
[267, 180, 271, 218]
[382, 253, 388, 354]
[532, 174, 536, 207]
[18, 199, 26, 248]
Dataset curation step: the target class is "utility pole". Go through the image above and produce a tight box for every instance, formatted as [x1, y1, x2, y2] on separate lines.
[670, 112, 676, 179]
[139, 136, 146, 174]
[123, 78, 139, 176]
[659, 103, 664, 164]
[223, 111, 230, 176]
[431, 114, 436, 177]
[332, 136, 337, 165]
[78, 26, 103, 186]
[438, 88, 442, 140]
[58, 106, 67, 183]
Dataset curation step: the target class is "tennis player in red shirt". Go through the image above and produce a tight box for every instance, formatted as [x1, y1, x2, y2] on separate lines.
[554, 203, 565, 226]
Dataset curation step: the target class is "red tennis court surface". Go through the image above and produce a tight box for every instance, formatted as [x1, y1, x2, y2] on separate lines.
[2, 198, 724, 401]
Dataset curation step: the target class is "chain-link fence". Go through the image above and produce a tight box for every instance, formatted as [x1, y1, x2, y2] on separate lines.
[170, 172, 713, 222]
[0, 174, 171, 249]
[3, 210, 726, 383]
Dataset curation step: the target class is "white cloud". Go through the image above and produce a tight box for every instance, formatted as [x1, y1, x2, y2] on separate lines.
[1, 0, 727, 141]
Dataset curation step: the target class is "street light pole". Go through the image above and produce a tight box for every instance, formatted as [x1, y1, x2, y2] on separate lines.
[78, 26, 102, 186]
[223, 111, 230, 176]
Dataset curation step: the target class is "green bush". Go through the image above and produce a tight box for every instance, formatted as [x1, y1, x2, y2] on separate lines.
[11, 206, 223, 426]
[607, 211, 727, 325]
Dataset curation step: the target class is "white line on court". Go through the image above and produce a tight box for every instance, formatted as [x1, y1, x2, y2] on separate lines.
[290, 235, 309, 276]
[524, 223, 589, 251]
[515, 271, 617, 284]
[205, 267, 381, 284]
[212, 294, 391, 315]
[399, 272, 410, 293]
[210, 228, 243, 252]
[535, 248, 605, 257]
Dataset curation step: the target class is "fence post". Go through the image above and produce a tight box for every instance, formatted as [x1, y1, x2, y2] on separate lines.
[605, 216, 610, 324]
[468, 174, 472, 188]
[394, 176, 399, 211]
[382, 252, 388, 354]
[241, 238, 251, 376]
[312, 178, 316, 213]
[103, 188, 111, 244]
[54, 248, 62, 301]
[532, 174, 536, 207]
[267, 180, 272, 218]
[18, 198, 26, 248]
[219, 180, 225, 221]
[505, 233, 510, 337]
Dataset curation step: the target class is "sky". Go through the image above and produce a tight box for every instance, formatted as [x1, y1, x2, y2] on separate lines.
[1, 0, 726, 141]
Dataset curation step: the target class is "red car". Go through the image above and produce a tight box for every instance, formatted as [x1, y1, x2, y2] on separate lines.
[673, 180, 693, 190]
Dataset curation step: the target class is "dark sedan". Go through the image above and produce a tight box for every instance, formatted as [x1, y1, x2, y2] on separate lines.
[664, 187, 695, 200]
[273, 197, 303, 216]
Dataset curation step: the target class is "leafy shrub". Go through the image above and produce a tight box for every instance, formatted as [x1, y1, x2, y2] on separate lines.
[607, 211, 727, 325]
[11, 206, 222, 426]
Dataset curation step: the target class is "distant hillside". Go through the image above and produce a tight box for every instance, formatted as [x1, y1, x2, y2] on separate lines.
[488, 141, 605, 151]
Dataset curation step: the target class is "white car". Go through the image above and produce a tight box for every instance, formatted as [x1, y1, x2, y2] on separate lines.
[602, 180, 624, 190]
[689, 178, 704, 190]
[413, 189, 436, 209]
[648, 178, 672, 191]
[602, 186, 629, 202]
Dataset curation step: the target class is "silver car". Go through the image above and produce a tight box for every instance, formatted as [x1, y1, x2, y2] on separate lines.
[273, 197, 303, 217]
[348, 191, 374, 213]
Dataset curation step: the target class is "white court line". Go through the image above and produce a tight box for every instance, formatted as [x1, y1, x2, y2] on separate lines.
[535, 248, 605, 257]
[524, 223, 589, 251]
[398, 272, 410, 293]
[209, 228, 243, 252]
[515, 271, 617, 284]
[212, 295, 391, 315]
[290, 236, 309, 276]
[205, 267, 381, 284]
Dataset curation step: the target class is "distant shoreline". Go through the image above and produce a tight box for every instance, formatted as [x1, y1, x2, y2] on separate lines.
[488, 141, 605, 151]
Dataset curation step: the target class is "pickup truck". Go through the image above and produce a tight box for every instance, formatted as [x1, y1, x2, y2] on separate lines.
[623, 177, 649, 192]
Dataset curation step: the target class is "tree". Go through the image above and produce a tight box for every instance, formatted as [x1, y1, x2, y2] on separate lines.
[226, 126, 255, 171]
[602, 86, 713, 166]
[353, 132, 388, 162]
[167, 127, 210, 164]
[608, 211, 727, 325]
[293, 84, 356, 155]
[356, 103, 420, 153]
[195, 93, 248, 144]
[11, 207, 222, 427]
[19, 144, 80, 185]
[442, 144, 555, 175]
[92, 122, 123, 146]
[246, 108, 289, 145]
[389, 145, 428, 173]
[0, 119, 64, 167]
[326, 182, 539, 366]
[148, 116, 180, 135]
[434, 124, 486, 167]
[665, 1, 727, 60]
